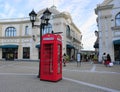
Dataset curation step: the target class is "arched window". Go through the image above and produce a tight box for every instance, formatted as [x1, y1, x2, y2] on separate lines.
[66, 25, 70, 37]
[42, 23, 52, 35]
[5, 27, 16, 37]
[25, 26, 29, 35]
[115, 12, 120, 26]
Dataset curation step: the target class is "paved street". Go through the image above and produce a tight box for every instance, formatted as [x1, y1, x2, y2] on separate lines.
[0, 61, 120, 92]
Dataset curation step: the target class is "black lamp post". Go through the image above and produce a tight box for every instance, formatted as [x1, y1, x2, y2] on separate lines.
[29, 9, 37, 27]
[29, 8, 51, 78]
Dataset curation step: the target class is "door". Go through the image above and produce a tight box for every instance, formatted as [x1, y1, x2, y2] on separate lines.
[42, 44, 53, 74]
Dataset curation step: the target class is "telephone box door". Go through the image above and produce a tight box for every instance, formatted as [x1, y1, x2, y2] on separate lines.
[41, 44, 53, 75]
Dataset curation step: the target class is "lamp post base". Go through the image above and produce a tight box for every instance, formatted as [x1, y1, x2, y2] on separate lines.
[37, 74, 40, 78]
[37, 71, 40, 78]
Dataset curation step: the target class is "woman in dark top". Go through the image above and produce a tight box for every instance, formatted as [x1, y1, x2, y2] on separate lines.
[105, 54, 111, 67]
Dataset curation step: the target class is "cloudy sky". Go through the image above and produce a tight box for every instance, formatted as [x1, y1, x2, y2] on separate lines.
[0, 0, 104, 50]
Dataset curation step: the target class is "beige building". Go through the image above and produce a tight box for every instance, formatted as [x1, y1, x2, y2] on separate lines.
[95, 0, 120, 63]
[0, 6, 82, 61]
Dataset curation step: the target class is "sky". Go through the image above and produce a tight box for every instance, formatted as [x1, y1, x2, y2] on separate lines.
[0, 0, 104, 50]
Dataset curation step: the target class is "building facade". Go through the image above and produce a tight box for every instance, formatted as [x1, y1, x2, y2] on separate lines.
[95, 0, 120, 63]
[0, 6, 82, 61]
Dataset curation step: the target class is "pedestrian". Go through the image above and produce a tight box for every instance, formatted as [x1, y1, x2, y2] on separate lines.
[102, 52, 107, 64]
[106, 54, 111, 67]
[63, 53, 69, 66]
[63, 53, 67, 67]
[93, 54, 98, 63]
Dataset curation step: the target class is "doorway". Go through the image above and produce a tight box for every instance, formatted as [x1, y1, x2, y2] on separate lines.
[114, 45, 120, 61]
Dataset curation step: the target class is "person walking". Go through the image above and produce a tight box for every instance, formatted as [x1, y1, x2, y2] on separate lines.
[102, 52, 107, 65]
[106, 54, 111, 67]
[63, 53, 69, 67]
[63, 53, 67, 67]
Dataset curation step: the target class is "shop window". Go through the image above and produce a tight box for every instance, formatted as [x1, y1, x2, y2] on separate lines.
[2, 48, 18, 59]
[115, 12, 120, 26]
[114, 45, 120, 61]
[23, 47, 30, 59]
[14, 49, 18, 59]
[2, 49, 6, 58]
[5, 27, 16, 37]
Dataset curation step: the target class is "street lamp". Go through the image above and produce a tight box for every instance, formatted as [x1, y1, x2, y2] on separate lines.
[43, 8, 51, 24]
[29, 8, 51, 27]
[29, 8, 51, 78]
[29, 9, 37, 27]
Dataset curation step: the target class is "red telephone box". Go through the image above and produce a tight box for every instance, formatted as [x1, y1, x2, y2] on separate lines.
[40, 33, 62, 82]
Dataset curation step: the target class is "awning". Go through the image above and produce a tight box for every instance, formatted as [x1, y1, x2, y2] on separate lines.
[35, 44, 40, 48]
[0, 45, 18, 48]
[66, 44, 74, 49]
[113, 39, 120, 45]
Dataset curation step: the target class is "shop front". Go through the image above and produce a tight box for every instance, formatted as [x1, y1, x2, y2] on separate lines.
[66, 44, 75, 60]
[0, 45, 18, 60]
[113, 40, 120, 62]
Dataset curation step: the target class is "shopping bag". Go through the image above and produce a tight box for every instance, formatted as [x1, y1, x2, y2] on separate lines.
[109, 62, 113, 66]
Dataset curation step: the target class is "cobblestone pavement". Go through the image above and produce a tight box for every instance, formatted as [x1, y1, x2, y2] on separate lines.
[0, 61, 120, 92]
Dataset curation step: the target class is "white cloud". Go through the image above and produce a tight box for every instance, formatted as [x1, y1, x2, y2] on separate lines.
[34, 0, 98, 50]
[17, 13, 25, 18]
[0, 2, 16, 18]
[0, 0, 103, 50]
[56, 0, 98, 50]
[12, 0, 22, 3]
[81, 13, 97, 34]
[80, 13, 97, 50]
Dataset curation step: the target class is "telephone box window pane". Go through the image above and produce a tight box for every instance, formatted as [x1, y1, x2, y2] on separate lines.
[58, 44, 61, 74]
[42, 44, 53, 74]
[23, 47, 30, 59]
